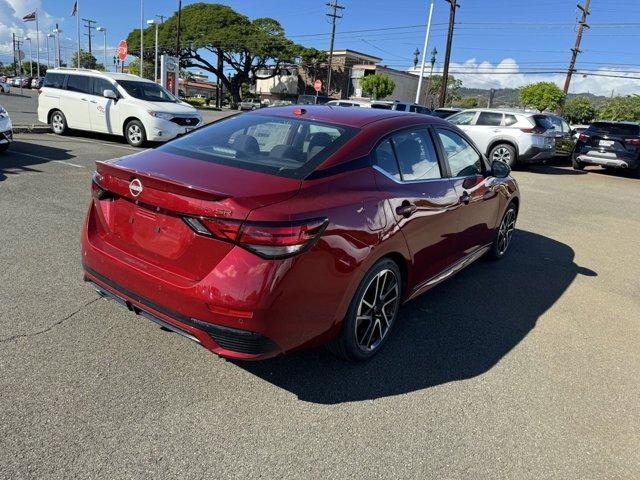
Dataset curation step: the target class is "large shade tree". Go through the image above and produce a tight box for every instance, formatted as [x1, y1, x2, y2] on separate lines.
[126, 3, 310, 103]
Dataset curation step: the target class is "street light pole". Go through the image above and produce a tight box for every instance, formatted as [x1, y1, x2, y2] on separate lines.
[424, 47, 437, 108]
[53, 28, 62, 68]
[147, 19, 158, 82]
[97, 27, 107, 71]
[140, 0, 144, 78]
[46, 33, 53, 68]
[25, 38, 33, 76]
[415, 0, 435, 104]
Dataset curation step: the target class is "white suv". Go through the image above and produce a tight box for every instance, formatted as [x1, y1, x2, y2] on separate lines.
[446, 108, 555, 166]
[37, 68, 202, 147]
[0, 104, 13, 152]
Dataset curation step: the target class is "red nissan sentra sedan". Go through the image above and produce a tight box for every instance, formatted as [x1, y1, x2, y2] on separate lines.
[82, 106, 519, 361]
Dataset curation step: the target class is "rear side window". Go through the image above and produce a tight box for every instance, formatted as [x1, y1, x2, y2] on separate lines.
[159, 115, 358, 179]
[391, 129, 441, 181]
[477, 112, 503, 126]
[66, 75, 91, 94]
[43, 73, 65, 89]
[394, 104, 407, 111]
[504, 114, 518, 126]
[374, 139, 400, 180]
[436, 129, 483, 177]
[547, 116, 563, 133]
[589, 122, 640, 136]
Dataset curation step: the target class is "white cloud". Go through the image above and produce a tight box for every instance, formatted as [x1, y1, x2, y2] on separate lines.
[410, 57, 640, 97]
[0, 0, 57, 63]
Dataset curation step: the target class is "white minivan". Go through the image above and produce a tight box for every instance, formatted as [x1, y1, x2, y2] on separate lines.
[37, 68, 202, 147]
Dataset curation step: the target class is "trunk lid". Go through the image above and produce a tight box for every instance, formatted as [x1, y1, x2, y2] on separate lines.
[92, 149, 300, 280]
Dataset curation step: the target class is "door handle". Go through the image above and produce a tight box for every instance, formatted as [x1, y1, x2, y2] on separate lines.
[89, 100, 97, 104]
[460, 192, 471, 205]
[396, 203, 417, 217]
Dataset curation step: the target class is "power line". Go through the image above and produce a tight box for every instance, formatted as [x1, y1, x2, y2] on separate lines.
[82, 18, 97, 55]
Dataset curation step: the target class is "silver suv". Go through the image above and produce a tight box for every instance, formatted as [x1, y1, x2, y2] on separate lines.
[446, 109, 555, 166]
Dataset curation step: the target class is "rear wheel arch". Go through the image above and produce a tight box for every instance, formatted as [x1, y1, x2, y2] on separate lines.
[487, 139, 519, 158]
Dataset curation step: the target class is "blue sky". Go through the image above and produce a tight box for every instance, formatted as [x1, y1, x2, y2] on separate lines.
[3, 0, 640, 95]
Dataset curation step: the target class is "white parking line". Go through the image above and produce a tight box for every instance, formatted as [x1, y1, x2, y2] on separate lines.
[11, 150, 85, 168]
[44, 133, 141, 151]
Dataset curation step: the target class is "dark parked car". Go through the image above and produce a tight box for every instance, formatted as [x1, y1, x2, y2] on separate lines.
[297, 94, 331, 105]
[432, 107, 462, 119]
[573, 121, 640, 177]
[545, 114, 576, 158]
[82, 106, 520, 361]
[20, 77, 33, 88]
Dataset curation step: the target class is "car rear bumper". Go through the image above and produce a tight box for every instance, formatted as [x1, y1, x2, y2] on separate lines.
[519, 144, 555, 164]
[575, 153, 638, 169]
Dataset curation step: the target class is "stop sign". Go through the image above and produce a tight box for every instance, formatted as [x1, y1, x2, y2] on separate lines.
[117, 40, 128, 61]
[314, 79, 322, 92]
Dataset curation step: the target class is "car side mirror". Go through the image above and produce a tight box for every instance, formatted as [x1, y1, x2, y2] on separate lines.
[491, 160, 511, 178]
[103, 89, 117, 100]
[570, 128, 577, 136]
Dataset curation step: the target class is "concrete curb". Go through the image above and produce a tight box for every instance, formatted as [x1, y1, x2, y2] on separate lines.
[12, 125, 51, 134]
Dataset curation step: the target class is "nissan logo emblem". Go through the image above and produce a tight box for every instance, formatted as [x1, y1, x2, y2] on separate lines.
[129, 178, 143, 197]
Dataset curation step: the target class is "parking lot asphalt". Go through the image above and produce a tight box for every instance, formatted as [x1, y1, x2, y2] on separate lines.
[1, 134, 639, 479]
[0, 89, 236, 126]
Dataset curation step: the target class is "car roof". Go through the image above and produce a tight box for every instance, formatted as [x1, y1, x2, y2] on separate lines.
[460, 108, 543, 116]
[45, 68, 152, 83]
[251, 104, 411, 128]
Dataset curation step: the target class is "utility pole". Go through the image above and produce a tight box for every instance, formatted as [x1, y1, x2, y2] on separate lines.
[12, 33, 17, 75]
[156, 14, 166, 24]
[487, 88, 495, 108]
[439, 0, 459, 108]
[82, 18, 97, 54]
[325, 0, 345, 96]
[176, 0, 182, 58]
[563, 0, 590, 96]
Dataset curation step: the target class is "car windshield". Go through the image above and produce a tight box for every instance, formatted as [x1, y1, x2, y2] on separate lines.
[158, 114, 359, 179]
[589, 122, 640, 136]
[116, 80, 178, 103]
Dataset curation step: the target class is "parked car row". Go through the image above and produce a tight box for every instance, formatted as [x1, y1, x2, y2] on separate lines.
[0, 75, 43, 89]
[0, 103, 13, 152]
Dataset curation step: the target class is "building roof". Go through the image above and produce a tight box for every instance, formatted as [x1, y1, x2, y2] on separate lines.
[329, 49, 382, 63]
[179, 80, 218, 91]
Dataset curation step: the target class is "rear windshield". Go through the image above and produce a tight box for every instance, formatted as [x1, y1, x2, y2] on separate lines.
[158, 114, 359, 179]
[532, 115, 553, 130]
[588, 122, 640, 136]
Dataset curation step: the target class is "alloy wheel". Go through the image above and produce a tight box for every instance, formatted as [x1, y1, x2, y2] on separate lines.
[355, 268, 400, 351]
[51, 114, 64, 134]
[497, 208, 516, 255]
[128, 124, 142, 144]
[492, 147, 512, 164]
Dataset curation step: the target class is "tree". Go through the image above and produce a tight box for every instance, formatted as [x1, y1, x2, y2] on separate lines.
[126, 3, 307, 103]
[563, 96, 595, 124]
[360, 73, 395, 100]
[596, 95, 640, 122]
[126, 58, 154, 79]
[20, 61, 48, 76]
[71, 49, 98, 69]
[519, 82, 565, 112]
[458, 96, 478, 108]
[425, 75, 462, 107]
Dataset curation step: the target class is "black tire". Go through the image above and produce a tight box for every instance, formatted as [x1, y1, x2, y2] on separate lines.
[489, 143, 517, 168]
[572, 155, 585, 170]
[327, 258, 402, 361]
[488, 203, 518, 260]
[50, 110, 68, 135]
[124, 119, 146, 147]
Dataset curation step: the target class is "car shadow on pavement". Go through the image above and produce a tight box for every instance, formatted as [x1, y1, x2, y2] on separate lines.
[237, 229, 597, 404]
[526, 164, 587, 175]
[0, 141, 76, 182]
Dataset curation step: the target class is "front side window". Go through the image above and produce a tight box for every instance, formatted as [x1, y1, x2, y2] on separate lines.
[391, 129, 441, 181]
[116, 80, 178, 103]
[436, 129, 483, 177]
[159, 115, 358, 179]
[447, 111, 476, 126]
[477, 112, 504, 126]
[92, 78, 115, 97]
[66, 75, 90, 94]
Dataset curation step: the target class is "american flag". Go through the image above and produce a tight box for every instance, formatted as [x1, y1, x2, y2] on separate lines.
[22, 11, 36, 22]
[71, 1, 78, 16]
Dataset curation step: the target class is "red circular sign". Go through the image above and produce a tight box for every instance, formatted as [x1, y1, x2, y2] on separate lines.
[314, 79, 322, 92]
[117, 40, 128, 61]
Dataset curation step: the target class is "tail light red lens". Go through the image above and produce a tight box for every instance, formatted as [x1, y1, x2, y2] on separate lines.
[183, 216, 328, 259]
[519, 127, 546, 134]
[578, 133, 591, 142]
[91, 171, 113, 200]
[624, 138, 640, 146]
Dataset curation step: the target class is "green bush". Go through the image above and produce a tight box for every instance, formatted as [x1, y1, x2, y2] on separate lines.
[184, 96, 206, 107]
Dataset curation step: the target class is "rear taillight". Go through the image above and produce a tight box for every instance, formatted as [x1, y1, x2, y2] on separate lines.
[578, 133, 591, 142]
[624, 138, 640, 146]
[520, 127, 546, 134]
[183, 216, 328, 259]
[91, 171, 114, 200]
